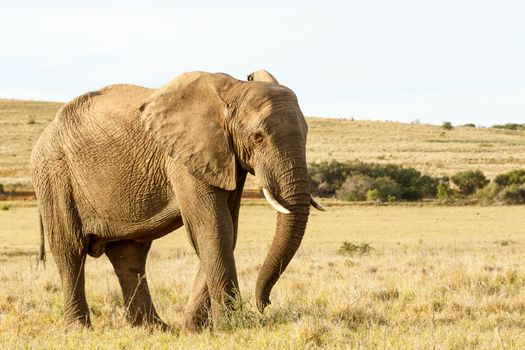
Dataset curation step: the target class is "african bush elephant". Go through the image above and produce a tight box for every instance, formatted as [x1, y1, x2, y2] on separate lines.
[31, 70, 324, 330]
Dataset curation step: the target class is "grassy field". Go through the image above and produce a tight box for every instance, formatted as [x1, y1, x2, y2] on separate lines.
[0, 99, 62, 187]
[1, 98, 525, 190]
[1, 200, 525, 349]
[306, 118, 525, 178]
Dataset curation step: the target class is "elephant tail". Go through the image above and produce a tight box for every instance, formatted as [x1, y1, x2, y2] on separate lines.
[38, 211, 46, 266]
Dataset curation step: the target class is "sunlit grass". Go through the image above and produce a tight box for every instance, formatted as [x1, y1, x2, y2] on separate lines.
[1, 200, 524, 348]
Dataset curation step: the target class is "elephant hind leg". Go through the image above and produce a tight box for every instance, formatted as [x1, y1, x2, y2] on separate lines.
[105, 240, 167, 330]
[52, 251, 91, 327]
[36, 175, 91, 328]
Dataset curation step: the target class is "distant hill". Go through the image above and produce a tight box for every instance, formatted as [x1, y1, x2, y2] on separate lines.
[0, 99, 63, 188]
[1, 98, 524, 190]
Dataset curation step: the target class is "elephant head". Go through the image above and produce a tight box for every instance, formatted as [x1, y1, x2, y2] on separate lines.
[140, 70, 324, 312]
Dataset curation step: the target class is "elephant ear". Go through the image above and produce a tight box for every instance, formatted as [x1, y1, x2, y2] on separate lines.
[247, 70, 279, 84]
[140, 72, 237, 191]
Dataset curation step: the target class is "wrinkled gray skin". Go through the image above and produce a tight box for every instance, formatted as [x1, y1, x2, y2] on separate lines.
[31, 70, 312, 331]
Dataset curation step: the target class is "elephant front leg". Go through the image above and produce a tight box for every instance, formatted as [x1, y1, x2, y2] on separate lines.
[173, 167, 241, 330]
[184, 217, 239, 329]
[184, 264, 211, 331]
[105, 240, 168, 330]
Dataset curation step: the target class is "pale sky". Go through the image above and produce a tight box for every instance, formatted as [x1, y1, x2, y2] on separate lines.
[1, 0, 524, 125]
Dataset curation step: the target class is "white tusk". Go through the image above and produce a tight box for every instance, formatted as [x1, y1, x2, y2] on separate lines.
[262, 188, 291, 214]
[310, 195, 327, 211]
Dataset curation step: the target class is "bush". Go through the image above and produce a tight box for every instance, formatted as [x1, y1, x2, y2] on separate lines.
[309, 160, 353, 196]
[413, 175, 439, 198]
[310, 161, 525, 204]
[309, 160, 439, 201]
[496, 184, 525, 204]
[476, 169, 525, 204]
[437, 183, 454, 202]
[0, 183, 3, 193]
[494, 169, 525, 187]
[338, 242, 372, 256]
[476, 182, 500, 203]
[372, 176, 401, 201]
[367, 166, 436, 200]
[366, 189, 380, 202]
[462, 123, 476, 128]
[491, 123, 525, 131]
[442, 121, 453, 130]
[336, 174, 373, 201]
[400, 188, 422, 201]
[451, 170, 489, 195]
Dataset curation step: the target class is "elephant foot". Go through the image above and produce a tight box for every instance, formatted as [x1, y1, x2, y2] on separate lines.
[153, 320, 171, 332]
[128, 311, 170, 331]
[183, 311, 211, 333]
[64, 313, 92, 331]
[140, 318, 170, 332]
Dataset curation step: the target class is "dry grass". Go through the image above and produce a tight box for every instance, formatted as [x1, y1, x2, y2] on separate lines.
[0, 99, 62, 187]
[306, 118, 525, 178]
[1, 200, 525, 349]
[1, 99, 525, 190]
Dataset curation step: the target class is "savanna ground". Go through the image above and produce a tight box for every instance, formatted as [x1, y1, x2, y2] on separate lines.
[1, 200, 525, 349]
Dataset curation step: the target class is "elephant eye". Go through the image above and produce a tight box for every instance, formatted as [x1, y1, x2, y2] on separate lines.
[252, 132, 264, 144]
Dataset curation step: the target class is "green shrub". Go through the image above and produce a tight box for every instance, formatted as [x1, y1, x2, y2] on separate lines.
[413, 175, 439, 198]
[476, 182, 500, 203]
[437, 183, 454, 202]
[336, 174, 373, 201]
[462, 123, 476, 128]
[491, 123, 525, 131]
[372, 176, 401, 201]
[309, 160, 438, 200]
[494, 169, 525, 187]
[365, 166, 436, 200]
[219, 291, 258, 331]
[400, 187, 423, 201]
[1, 204, 11, 211]
[0, 183, 3, 193]
[496, 184, 525, 204]
[442, 121, 453, 130]
[366, 188, 380, 202]
[310, 161, 525, 204]
[309, 160, 353, 196]
[451, 170, 489, 195]
[476, 169, 525, 204]
[338, 242, 372, 256]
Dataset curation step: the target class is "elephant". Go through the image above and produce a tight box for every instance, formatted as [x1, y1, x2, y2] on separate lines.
[30, 70, 325, 331]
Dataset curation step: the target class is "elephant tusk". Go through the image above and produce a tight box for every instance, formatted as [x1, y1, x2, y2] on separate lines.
[262, 188, 291, 214]
[310, 195, 327, 211]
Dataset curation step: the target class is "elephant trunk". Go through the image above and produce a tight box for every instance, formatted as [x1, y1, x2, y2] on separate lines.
[255, 164, 310, 312]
